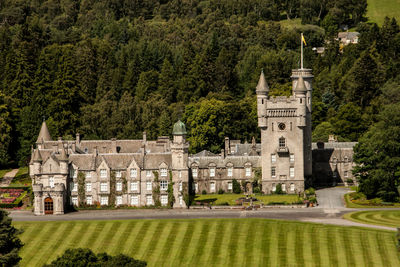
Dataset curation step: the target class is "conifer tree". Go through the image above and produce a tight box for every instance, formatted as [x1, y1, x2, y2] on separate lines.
[0, 210, 23, 266]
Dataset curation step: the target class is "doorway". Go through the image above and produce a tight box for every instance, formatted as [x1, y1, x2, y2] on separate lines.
[44, 197, 53, 214]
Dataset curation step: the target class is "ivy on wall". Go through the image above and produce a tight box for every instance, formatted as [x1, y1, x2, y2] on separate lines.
[167, 170, 175, 208]
[109, 171, 116, 207]
[77, 171, 86, 206]
[152, 171, 161, 207]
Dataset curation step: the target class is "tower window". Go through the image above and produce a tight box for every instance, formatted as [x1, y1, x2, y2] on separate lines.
[271, 167, 276, 178]
[279, 137, 286, 148]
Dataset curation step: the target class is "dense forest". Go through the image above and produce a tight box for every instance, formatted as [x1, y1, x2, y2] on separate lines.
[0, 0, 399, 173]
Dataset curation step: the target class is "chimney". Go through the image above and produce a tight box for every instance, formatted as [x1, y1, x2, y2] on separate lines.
[328, 135, 337, 143]
[111, 138, 117, 153]
[143, 131, 147, 142]
[93, 147, 98, 156]
[225, 137, 230, 156]
[76, 133, 80, 144]
[221, 149, 225, 159]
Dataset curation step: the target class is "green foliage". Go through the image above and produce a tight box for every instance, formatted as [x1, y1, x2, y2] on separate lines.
[274, 184, 284, 195]
[152, 171, 161, 207]
[232, 179, 242, 194]
[167, 171, 174, 208]
[354, 103, 400, 202]
[44, 248, 146, 267]
[218, 189, 225, 194]
[77, 172, 85, 206]
[0, 210, 23, 266]
[109, 171, 116, 207]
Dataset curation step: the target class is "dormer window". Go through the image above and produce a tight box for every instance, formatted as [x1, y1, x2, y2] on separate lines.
[160, 168, 168, 177]
[49, 176, 54, 188]
[130, 169, 137, 178]
[209, 168, 215, 177]
[192, 168, 198, 178]
[227, 167, 233, 177]
[116, 171, 122, 178]
[100, 169, 107, 178]
[245, 167, 251, 177]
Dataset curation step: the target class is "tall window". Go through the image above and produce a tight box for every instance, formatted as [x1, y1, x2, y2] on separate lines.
[279, 137, 286, 148]
[71, 197, 78, 206]
[146, 181, 152, 191]
[131, 181, 138, 191]
[116, 196, 122, 206]
[209, 168, 215, 177]
[146, 195, 153, 205]
[86, 196, 92, 205]
[100, 196, 108, 205]
[86, 182, 92, 192]
[290, 167, 295, 178]
[194, 182, 198, 192]
[160, 180, 168, 190]
[100, 169, 107, 178]
[131, 195, 139, 206]
[146, 170, 152, 177]
[290, 183, 295, 192]
[49, 177, 55, 188]
[86, 171, 91, 178]
[70, 181, 77, 191]
[179, 195, 183, 205]
[130, 169, 137, 178]
[271, 167, 276, 178]
[192, 168, 198, 178]
[160, 168, 168, 177]
[245, 167, 251, 177]
[344, 171, 348, 178]
[271, 154, 276, 163]
[227, 167, 233, 177]
[179, 181, 183, 191]
[100, 182, 108, 192]
[116, 171, 122, 178]
[161, 195, 168, 205]
[282, 184, 286, 191]
[228, 182, 233, 190]
[210, 182, 215, 192]
[70, 168, 77, 178]
[116, 181, 122, 191]
[272, 183, 276, 192]
[290, 154, 295, 163]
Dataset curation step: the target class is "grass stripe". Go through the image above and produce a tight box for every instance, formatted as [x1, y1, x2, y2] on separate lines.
[310, 226, 321, 267]
[82, 221, 106, 248]
[111, 221, 136, 255]
[176, 221, 196, 266]
[227, 220, 240, 266]
[360, 231, 373, 267]
[260, 221, 272, 266]
[341, 228, 355, 267]
[277, 224, 288, 266]
[190, 221, 211, 266]
[97, 221, 122, 252]
[208, 220, 226, 266]
[294, 226, 305, 267]
[243, 220, 257, 267]
[326, 227, 338, 267]
[129, 220, 151, 258]
[142, 221, 167, 261]
[156, 221, 181, 266]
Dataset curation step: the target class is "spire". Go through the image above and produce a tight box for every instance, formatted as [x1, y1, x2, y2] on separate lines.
[294, 75, 307, 94]
[256, 70, 269, 94]
[36, 120, 52, 143]
[32, 149, 42, 162]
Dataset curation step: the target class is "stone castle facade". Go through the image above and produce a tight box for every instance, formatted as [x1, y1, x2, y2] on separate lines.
[30, 68, 356, 215]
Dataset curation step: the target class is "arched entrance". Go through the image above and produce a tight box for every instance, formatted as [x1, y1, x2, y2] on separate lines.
[44, 197, 53, 214]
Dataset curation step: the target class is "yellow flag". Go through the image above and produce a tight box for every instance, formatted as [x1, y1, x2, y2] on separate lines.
[302, 34, 307, 46]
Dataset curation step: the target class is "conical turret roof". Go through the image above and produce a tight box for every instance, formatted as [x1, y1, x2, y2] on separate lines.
[36, 120, 52, 143]
[294, 75, 307, 94]
[256, 70, 269, 93]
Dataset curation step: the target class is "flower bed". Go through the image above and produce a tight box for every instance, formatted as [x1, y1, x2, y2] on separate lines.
[0, 187, 28, 208]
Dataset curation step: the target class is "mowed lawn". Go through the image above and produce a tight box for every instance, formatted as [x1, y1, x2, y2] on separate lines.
[344, 210, 400, 228]
[194, 194, 301, 205]
[14, 218, 400, 267]
[368, 0, 400, 25]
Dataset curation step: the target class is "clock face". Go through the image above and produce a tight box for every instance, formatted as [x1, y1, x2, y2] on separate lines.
[278, 122, 286, 131]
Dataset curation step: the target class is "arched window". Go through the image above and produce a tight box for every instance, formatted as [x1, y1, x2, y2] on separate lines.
[279, 137, 286, 148]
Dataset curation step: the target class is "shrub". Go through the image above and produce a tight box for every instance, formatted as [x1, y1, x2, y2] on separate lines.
[370, 198, 382, 205]
[253, 186, 261, 194]
[218, 188, 224, 194]
[346, 178, 354, 184]
[305, 187, 315, 196]
[202, 190, 207, 195]
[232, 179, 241, 194]
[275, 184, 284, 194]
[219, 202, 229, 206]
[308, 196, 317, 203]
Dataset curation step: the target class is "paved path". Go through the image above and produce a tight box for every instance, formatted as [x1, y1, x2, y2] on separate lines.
[0, 169, 18, 187]
[8, 186, 399, 231]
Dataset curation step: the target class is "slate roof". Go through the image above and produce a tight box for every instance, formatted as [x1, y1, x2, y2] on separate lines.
[36, 121, 52, 143]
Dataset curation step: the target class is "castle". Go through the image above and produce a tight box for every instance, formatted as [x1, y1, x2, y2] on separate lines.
[30, 68, 355, 215]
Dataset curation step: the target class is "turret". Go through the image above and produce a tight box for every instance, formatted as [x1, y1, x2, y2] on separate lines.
[295, 75, 307, 127]
[256, 70, 269, 128]
[31, 149, 43, 175]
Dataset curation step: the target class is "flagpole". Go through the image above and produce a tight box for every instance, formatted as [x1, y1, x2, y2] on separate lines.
[301, 32, 303, 69]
